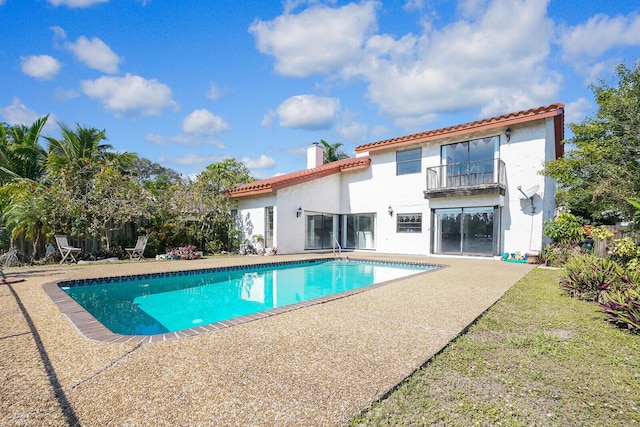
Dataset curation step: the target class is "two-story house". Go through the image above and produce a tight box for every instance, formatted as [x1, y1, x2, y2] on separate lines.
[228, 103, 564, 258]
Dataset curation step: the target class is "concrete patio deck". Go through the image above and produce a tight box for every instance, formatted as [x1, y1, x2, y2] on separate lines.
[1, 253, 534, 426]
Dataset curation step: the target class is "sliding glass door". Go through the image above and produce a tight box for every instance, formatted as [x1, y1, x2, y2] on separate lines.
[433, 207, 498, 256]
[344, 214, 375, 249]
[305, 213, 336, 250]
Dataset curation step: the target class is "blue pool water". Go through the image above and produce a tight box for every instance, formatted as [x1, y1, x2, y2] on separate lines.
[61, 259, 436, 335]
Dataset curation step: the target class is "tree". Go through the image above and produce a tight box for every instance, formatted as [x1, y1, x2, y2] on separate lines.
[200, 158, 254, 193]
[318, 140, 349, 164]
[1, 180, 49, 258]
[0, 115, 49, 184]
[0, 117, 50, 259]
[45, 123, 137, 175]
[41, 123, 142, 247]
[173, 159, 254, 252]
[543, 63, 640, 224]
[129, 157, 183, 187]
[87, 167, 153, 250]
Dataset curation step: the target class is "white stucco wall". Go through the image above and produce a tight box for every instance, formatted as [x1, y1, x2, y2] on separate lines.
[234, 194, 276, 247]
[234, 117, 558, 257]
[275, 174, 342, 254]
[499, 119, 556, 254]
[343, 148, 431, 255]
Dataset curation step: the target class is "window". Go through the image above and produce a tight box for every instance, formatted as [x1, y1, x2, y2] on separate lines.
[397, 213, 422, 233]
[441, 136, 499, 186]
[230, 209, 239, 228]
[396, 148, 421, 175]
[264, 206, 274, 248]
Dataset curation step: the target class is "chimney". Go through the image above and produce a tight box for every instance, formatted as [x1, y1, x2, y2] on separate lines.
[307, 142, 323, 169]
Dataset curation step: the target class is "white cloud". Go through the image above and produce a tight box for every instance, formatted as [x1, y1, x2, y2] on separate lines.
[457, 0, 489, 18]
[275, 94, 340, 130]
[0, 98, 40, 125]
[249, 1, 378, 77]
[173, 153, 224, 168]
[51, 26, 67, 43]
[253, 0, 561, 127]
[147, 111, 229, 150]
[261, 110, 276, 128]
[64, 36, 121, 73]
[206, 83, 221, 100]
[48, 0, 108, 8]
[169, 134, 225, 148]
[337, 121, 367, 142]
[403, 0, 425, 13]
[80, 73, 178, 118]
[0, 98, 58, 133]
[336, 111, 368, 142]
[560, 13, 640, 63]
[371, 124, 388, 137]
[241, 154, 276, 170]
[565, 98, 592, 125]
[182, 109, 230, 134]
[145, 133, 166, 145]
[20, 55, 61, 80]
[364, 0, 559, 124]
[282, 0, 324, 14]
[53, 87, 79, 100]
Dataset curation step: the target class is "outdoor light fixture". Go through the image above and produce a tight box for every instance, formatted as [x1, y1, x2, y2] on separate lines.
[388, 205, 393, 216]
[296, 207, 302, 218]
[505, 127, 512, 142]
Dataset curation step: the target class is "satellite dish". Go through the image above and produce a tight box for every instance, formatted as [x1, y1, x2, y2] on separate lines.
[517, 184, 540, 200]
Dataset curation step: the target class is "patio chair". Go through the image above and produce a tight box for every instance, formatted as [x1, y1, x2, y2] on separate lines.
[54, 235, 82, 264]
[126, 236, 148, 260]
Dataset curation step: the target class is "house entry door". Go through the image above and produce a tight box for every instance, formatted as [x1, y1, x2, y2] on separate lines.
[433, 207, 497, 256]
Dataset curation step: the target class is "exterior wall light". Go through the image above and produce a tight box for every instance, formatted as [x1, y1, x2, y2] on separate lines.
[296, 207, 302, 218]
[388, 205, 393, 216]
[505, 127, 511, 142]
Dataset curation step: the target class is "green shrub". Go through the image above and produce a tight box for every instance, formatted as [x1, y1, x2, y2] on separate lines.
[559, 254, 624, 302]
[609, 237, 640, 271]
[592, 225, 615, 241]
[627, 258, 640, 274]
[540, 242, 584, 267]
[543, 212, 584, 243]
[612, 237, 640, 257]
[600, 287, 640, 332]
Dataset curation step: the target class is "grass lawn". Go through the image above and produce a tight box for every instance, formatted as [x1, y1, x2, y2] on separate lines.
[351, 267, 640, 426]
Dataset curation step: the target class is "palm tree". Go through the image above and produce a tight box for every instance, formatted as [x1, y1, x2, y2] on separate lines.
[0, 115, 49, 184]
[0, 117, 50, 261]
[318, 139, 349, 164]
[45, 123, 137, 174]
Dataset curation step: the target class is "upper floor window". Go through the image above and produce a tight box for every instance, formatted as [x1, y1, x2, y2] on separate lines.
[396, 148, 422, 175]
[442, 136, 498, 166]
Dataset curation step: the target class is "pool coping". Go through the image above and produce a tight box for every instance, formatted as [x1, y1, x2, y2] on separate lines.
[43, 257, 442, 343]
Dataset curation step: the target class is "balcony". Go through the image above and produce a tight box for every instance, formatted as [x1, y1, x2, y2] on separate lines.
[424, 159, 506, 199]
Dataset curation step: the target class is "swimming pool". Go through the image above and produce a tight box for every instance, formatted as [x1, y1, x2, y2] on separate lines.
[57, 258, 437, 336]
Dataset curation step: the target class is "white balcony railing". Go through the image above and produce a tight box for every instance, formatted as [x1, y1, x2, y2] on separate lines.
[426, 159, 506, 191]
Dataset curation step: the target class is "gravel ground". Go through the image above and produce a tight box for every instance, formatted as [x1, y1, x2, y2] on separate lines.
[1, 253, 534, 426]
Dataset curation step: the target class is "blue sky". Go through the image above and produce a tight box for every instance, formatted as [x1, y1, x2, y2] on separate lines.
[1, 0, 639, 178]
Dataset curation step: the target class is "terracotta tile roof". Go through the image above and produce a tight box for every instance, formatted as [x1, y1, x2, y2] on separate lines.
[227, 156, 371, 198]
[355, 103, 565, 153]
[229, 104, 564, 199]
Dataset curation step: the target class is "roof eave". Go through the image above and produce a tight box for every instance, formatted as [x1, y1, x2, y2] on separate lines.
[355, 104, 564, 154]
[229, 157, 371, 199]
